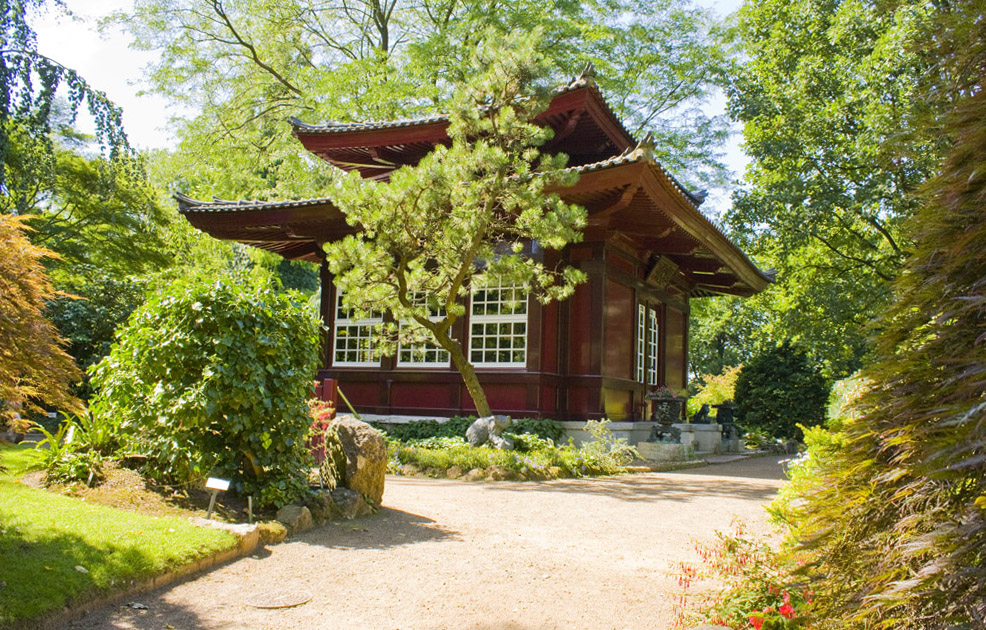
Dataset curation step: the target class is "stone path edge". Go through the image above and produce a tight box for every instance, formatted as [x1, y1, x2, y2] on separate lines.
[8, 526, 261, 630]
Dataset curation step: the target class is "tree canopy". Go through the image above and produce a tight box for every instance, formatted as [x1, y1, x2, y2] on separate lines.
[766, 1, 986, 625]
[121, 0, 732, 200]
[691, 0, 948, 379]
[1, 0, 130, 183]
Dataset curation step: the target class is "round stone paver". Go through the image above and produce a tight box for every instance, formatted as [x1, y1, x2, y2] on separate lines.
[69, 456, 786, 630]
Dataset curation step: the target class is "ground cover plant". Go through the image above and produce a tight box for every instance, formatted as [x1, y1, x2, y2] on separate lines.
[387, 419, 637, 480]
[0, 444, 236, 627]
[378, 416, 565, 443]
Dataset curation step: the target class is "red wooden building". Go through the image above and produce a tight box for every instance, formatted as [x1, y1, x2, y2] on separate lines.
[178, 71, 771, 421]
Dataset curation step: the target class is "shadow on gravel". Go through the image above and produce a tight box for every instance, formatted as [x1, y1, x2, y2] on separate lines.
[470, 457, 786, 504]
[668, 456, 790, 481]
[68, 598, 212, 630]
[477, 475, 779, 503]
[298, 507, 460, 550]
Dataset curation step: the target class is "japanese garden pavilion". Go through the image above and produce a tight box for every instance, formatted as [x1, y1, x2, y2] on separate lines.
[177, 70, 772, 422]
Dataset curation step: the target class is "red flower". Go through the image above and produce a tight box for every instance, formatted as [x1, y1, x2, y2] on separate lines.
[749, 613, 764, 630]
[779, 604, 796, 619]
[782, 591, 791, 605]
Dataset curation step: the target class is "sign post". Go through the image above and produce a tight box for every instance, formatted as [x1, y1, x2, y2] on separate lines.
[205, 477, 230, 520]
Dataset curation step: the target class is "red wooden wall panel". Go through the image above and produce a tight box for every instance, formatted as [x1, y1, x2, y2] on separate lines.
[568, 282, 593, 375]
[603, 279, 634, 380]
[459, 383, 530, 414]
[390, 382, 451, 409]
[665, 306, 687, 390]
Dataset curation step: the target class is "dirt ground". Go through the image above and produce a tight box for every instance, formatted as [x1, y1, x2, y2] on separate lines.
[67, 456, 786, 630]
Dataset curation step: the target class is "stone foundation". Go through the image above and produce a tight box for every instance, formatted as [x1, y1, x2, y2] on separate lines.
[636, 441, 691, 462]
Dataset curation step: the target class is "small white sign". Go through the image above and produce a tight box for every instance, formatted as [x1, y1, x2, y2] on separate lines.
[205, 477, 230, 492]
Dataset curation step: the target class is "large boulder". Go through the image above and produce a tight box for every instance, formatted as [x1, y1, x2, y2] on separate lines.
[331, 415, 388, 507]
[465, 415, 514, 449]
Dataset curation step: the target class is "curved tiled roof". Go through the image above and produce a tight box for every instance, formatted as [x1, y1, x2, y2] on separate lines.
[289, 65, 635, 146]
[175, 192, 339, 214]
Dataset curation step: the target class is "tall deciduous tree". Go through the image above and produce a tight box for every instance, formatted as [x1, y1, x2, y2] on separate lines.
[323, 33, 586, 417]
[121, 0, 731, 200]
[692, 0, 946, 378]
[0, 214, 82, 420]
[2, 127, 171, 275]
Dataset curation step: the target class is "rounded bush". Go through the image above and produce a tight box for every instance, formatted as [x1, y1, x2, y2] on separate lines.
[89, 276, 321, 508]
[734, 341, 829, 439]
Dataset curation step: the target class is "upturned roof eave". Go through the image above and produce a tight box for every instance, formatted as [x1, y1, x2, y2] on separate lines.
[560, 152, 773, 294]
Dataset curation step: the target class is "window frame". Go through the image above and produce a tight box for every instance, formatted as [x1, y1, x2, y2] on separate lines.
[468, 282, 529, 368]
[647, 306, 659, 386]
[332, 290, 382, 367]
[636, 303, 647, 383]
[397, 297, 451, 368]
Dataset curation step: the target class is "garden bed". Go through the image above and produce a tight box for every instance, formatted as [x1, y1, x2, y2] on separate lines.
[382, 419, 639, 481]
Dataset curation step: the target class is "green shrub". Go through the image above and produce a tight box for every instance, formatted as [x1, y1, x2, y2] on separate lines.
[31, 420, 105, 486]
[576, 419, 638, 470]
[45, 268, 148, 399]
[511, 418, 565, 441]
[734, 341, 829, 439]
[379, 417, 473, 442]
[88, 276, 321, 508]
[46, 450, 106, 486]
[506, 432, 556, 452]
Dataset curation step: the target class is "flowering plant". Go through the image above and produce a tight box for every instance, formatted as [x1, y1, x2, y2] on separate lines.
[670, 522, 815, 630]
[650, 386, 683, 400]
[747, 589, 811, 629]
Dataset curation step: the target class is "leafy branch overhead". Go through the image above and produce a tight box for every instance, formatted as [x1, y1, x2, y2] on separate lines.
[121, 0, 730, 199]
[1, 0, 130, 183]
[323, 32, 587, 417]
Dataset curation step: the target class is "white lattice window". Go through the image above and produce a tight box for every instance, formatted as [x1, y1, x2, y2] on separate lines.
[469, 282, 528, 367]
[333, 291, 382, 366]
[647, 307, 659, 386]
[398, 296, 450, 367]
[636, 304, 647, 383]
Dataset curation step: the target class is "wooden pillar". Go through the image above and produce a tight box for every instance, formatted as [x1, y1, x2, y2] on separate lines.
[318, 254, 334, 372]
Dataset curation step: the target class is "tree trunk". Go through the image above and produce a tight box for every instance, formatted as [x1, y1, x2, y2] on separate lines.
[432, 328, 492, 417]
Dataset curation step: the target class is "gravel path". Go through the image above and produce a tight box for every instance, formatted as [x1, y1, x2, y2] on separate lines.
[68, 456, 786, 630]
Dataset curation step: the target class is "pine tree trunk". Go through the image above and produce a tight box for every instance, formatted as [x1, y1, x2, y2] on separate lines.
[433, 328, 492, 417]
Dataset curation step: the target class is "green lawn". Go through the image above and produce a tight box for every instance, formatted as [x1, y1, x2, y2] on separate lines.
[0, 444, 237, 627]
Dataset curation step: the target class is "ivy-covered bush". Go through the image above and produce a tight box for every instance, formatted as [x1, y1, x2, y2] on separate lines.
[734, 342, 829, 439]
[89, 276, 321, 508]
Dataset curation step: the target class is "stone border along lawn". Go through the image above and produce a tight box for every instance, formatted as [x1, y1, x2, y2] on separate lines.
[0, 445, 250, 629]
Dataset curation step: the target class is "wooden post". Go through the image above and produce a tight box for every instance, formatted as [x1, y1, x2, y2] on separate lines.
[318, 254, 334, 372]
